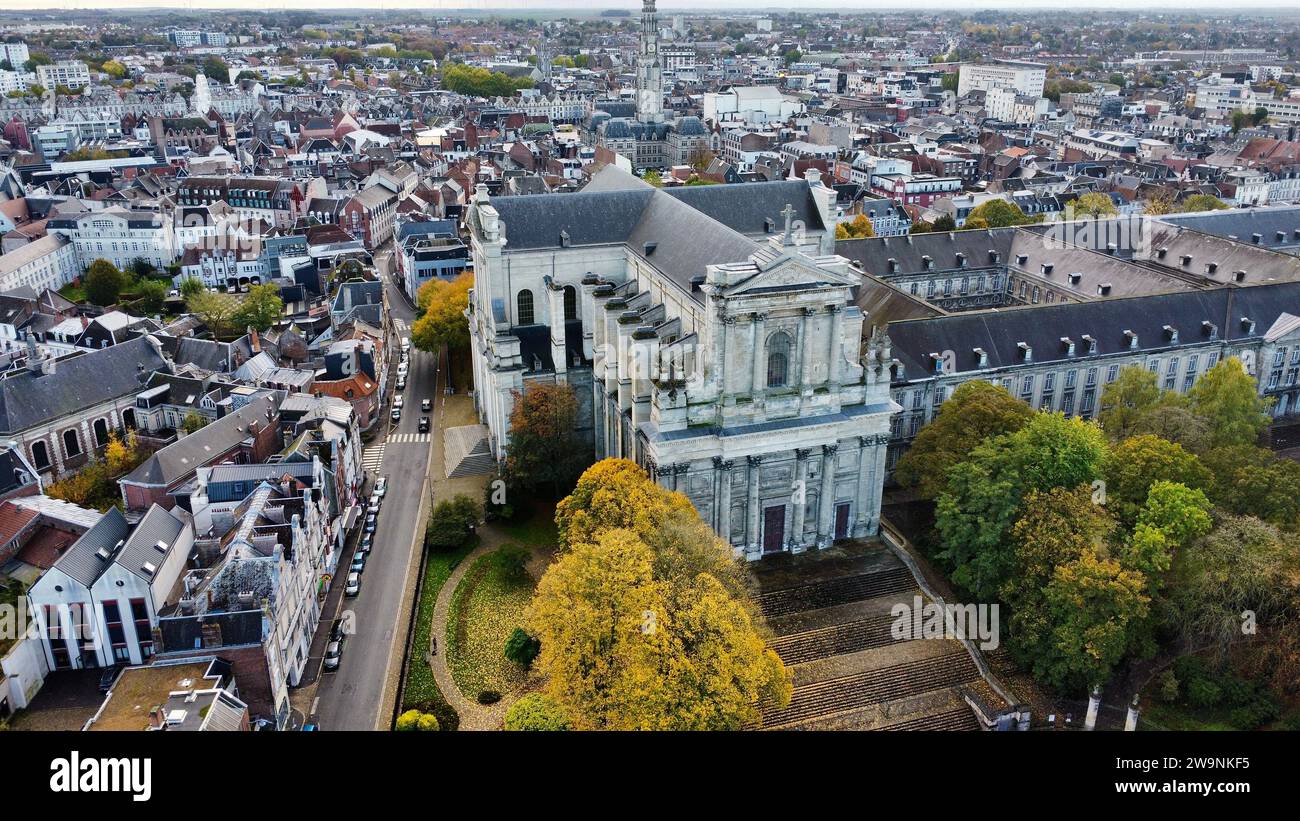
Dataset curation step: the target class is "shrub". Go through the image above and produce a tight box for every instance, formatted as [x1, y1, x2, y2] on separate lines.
[1158, 670, 1180, 703]
[477, 690, 501, 705]
[504, 627, 541, 668]
[1186, 677, 1222, 708]
[483, 477, 515, 521]
[395, 709, 440, 731]
[425, 494, 482, 551]
[504, 693, 571, 731]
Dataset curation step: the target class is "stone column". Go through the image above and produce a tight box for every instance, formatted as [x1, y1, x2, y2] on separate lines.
[853, 436, 873, 538]
[714, 457, 733, 549]
[827, 304, 844, 390]
[750, 312, 767, 401]
[817, 443, 838, 548]
[792, 448, 810, 551]
[800, 306, 817, 392]
[745, 454, 762, 555]
[547, 283, 566, 381]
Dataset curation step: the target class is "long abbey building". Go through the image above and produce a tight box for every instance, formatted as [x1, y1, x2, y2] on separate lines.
[467, 165, 899, 560]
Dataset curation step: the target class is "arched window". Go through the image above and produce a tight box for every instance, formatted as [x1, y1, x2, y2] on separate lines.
[767, 332, 792, 388]
[563, 286, 578, 321]
[122, 408, 137, 431]
[517, 289, 535, 325]
[31, 441, 50, 471]
[63, 429, 81, 458]
[93, 418, 109, 448]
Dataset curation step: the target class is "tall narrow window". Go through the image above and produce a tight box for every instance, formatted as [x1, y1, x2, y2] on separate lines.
[766, 332, 792, 388]
[31, 441, 50, 471]
[517, 289, 535, 325]
[63, 429, 81, 457]
[563, 286, 578, 321]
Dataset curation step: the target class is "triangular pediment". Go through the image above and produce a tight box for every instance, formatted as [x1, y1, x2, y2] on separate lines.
[1264, 312, 1300, 343]
[726, 254, 855, 296]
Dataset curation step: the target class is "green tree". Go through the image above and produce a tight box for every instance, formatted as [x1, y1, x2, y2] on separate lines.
[965, 199, 1036, 228]
[181, 411, 209, 435]
[642, 169, 663, 187]
[180, 276, 205, 299]
[1180, 194, 1229, 213]
[1097, 365, 1163, 441]
[935, 413, 1109, 599]
[895, 381, 1034, 498]
[425, 493, 482, 551]
[185, 288, 240, 336]
[84, 259, 128, 306]
[1185, 357, 1272, 449]
[1072, 192, 1119, 218]
[1200, 444, 1300, 527]
[231, 283, 284, 331]
[134, 278, 168, 314]
[1102, 434, 1211, 526]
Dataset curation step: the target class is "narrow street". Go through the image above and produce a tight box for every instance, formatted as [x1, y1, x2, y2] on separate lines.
[309, 244, 440, 730]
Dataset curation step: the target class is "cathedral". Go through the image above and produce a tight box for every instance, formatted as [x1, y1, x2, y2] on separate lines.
[467, 164, 899, 560]
[593, 0, 712, 171]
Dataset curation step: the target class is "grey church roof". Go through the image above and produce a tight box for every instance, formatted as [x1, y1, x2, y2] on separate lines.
[0, 335, 168, 435]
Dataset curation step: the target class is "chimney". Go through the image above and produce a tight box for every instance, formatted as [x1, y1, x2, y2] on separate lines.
[250, 328, 261, 353]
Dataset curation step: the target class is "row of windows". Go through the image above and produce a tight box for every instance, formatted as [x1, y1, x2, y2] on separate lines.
[515, 286, 579, 326]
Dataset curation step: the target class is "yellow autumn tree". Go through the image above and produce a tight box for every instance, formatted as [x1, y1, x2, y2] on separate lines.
[411, 272, 472, 355]
[554, 458, 695, 549]
[526, 528, 791, 730]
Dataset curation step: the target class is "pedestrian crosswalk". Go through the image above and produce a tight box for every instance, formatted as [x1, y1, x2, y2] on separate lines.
[361, 442, 385, 473]
[394, 318, 410, 334]
[387, 433, 431, 444]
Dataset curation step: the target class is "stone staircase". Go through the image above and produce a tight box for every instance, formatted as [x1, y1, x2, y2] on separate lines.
[753, 543, 990, 731]
[443, 424, 496, 478]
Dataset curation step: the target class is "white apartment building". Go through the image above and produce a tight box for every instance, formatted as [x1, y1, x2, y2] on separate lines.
[957, 60, 1047, 99]
[0, 234, 80, 294]
[36, 60, 91, 91]
[0, 42, 30, 69]
[48, 207, 177, 271]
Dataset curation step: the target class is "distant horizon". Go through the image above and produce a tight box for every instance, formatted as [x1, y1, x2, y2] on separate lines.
[4, 1, 1300, 12]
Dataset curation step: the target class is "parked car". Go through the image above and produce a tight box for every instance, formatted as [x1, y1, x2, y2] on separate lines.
[359, 533, 373, 554]
[345, 572, 361, 597]
[374, 477, 388, 497]
[302, 723, 319, 731]
[351, 552, 368, 574]
[390, 407, 401, 422]
[329, 618, 346, 642]
[323, 639, 343, 671]
[396, 375, 407, 390]
[393, 394, 404, 408]
[421, 398, 431, 412]
[418, 416, 430, 433]
[367, 501, 380, 517]
[401, 337, 411, 353]
[397, 362, 409, 377]
[365, 513, 377, 533]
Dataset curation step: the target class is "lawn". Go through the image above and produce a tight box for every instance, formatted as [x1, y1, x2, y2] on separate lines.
[501, 501, 558, 547]
[401, 542, 474, 731]
[1141, 701, 1242, 732]
[445, 545, 537, 700]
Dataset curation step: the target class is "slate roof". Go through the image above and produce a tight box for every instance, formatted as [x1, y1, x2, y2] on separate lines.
[888, 280, 1300, 380]
[50, 507, 131, 588]
[1157, 206, 1300, 256]
[116, 504, 186, 582]
[123, 394, 279, 488]
[0, 335, 168, 435]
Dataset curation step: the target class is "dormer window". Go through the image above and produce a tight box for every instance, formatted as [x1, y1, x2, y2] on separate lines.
[1082, 334, 1098, 355]
[973, 347, 988, 368]
[988, 250, 1000, 264]
[1061, 336, 1076, 356]
[929, 352, 945, 373]
[1016, 254, 1028, 266]
[1157, 247, 1168, 260]
[1041, 263, 1053, 276]
[1180, 255, 1193, 267]
[1241, 316, 1256, 334]
[1202, 320, 1218, 340]
[1234, 270, 1247, 282]
[1017, 341, 1032, 362]
[921, 255, 933, 270]
[1206, 262, 1218, 275]
[955, 253, 967, 268]
[1068, 272, 1082, 285]
[1124, 329, 1139, 350]
[1163, 325, 1178, 344]
[1098, 283, 1112, 296]
[887, 258, 898, 273]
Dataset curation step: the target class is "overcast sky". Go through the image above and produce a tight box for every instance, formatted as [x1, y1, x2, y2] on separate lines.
[4, 1, 1300, 12]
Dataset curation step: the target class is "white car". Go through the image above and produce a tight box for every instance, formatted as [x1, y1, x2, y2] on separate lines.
[345, 572, 361, 597]
[397, 362, 409, 376]
[401, 337, 411, 353]
[374, 477, 388, 497]
[393, 394, 404, 408]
